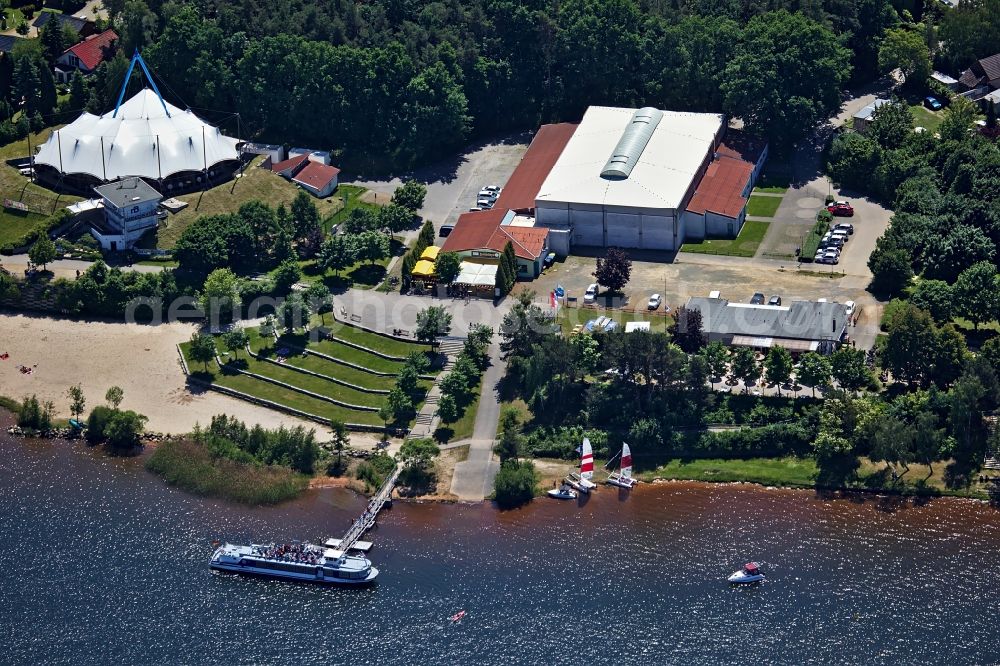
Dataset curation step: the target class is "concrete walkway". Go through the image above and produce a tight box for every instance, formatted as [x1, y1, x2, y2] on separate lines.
[449, 340, 504, 501]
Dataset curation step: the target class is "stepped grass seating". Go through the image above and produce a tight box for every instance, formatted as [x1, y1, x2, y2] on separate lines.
[321, 321, 432, 358]
[247, 345, 391, 395]
[179, 343, 384, 426]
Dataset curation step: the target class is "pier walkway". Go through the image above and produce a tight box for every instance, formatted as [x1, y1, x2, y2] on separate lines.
[330, 466, 400, 554]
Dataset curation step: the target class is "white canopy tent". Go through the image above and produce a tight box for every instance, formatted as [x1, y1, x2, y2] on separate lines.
[453, 261, 498, 288]
[34, 89, 240, 182]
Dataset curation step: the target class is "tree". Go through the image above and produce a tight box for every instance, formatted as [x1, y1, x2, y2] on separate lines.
[28, 236, 57, 271]
[722, 11, 851, 148]
[701, 341, 729, 388]
[882, 303, 937, 385]
[272, 259, 302, 295]
[435, 251, 462, 284]
[397, 364, 420, 396]
[868, 100, 913, 150]
[222, 328, 249, 360]
[103, 409, 148, 453]
[499, 291, 552, 359]
[797, 352, 832, 397]
[939, 95, 979, 141]
[304, 282, 332, 323]
[593, 247, 631, 294]
[830, 346, 872, 393]
[199, 268, 241, 321]
[319, 234, 357, 276]
[105, 385, 124, 409]
[117, 0, 158, 55]
[764, 346, 793, 395]
[328, 419, 350, 475]
[493, 460, 537, 509]
[954, 261, 1000, 330]
[415, 305, 452, 344]
[342, 207, 379, 234]
[385, 386, 413, 422]
[397, 437, 440, 489]
[355, 230, 390, 266]
[39, 21, 67, 65]
[276, 293, 312, 333]
[878, 27, 931, 87]
[868, 244, 913, 295]
[495, 406, 523, 463]
[436, 393, 460, 423]
[377, 203, 412, 234]
[931, 324, 968, 388]
[67, 384, 85, 421]
[729, 347, 761, 392]
[188, 333, 217, 371]
[910, 279, 953, 323]
[669, 306, 705, 353]
[496, 241, 517, 295]
[391, 180, 427, 212]
[290, 190, 321, 242]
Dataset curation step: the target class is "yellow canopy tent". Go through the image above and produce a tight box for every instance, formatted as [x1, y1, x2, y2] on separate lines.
[420, 245, 441, 261]
[412, 259, 437, 278]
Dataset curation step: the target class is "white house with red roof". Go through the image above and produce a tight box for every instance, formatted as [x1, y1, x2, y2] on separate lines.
[56, 29, 118, 81]
[269, 153, 340, 198]
[441, 208, 550, 278]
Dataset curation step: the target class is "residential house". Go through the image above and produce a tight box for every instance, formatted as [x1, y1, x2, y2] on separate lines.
[270, 154, 309, 178]
[959, 53, 1000, 92]
[91, 177, 162, 251]
[851, 98, 890, 134]
[55, 29, 118, 82]
[270, 153, 340, 198]
[33, 12, 97, 38]
[0, 35, 26, 55]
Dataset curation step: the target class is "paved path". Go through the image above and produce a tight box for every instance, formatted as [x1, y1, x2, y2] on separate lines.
[449, 339, 504, 501]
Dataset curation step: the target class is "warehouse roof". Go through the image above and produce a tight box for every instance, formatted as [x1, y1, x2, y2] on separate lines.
[494, 123, 577, 211]
[685, 156, 753, 219]
[535, 106, 724, 211]
[687, 297, 849, 342]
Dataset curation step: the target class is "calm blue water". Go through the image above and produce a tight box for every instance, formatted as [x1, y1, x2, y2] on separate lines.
[2, 435, 1000, 665]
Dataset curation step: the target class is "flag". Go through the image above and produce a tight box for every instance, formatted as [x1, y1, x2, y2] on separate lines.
[550, 290, 558, 311]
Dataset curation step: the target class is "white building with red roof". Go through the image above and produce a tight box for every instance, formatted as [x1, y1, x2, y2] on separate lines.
[56, 29, 118, 80]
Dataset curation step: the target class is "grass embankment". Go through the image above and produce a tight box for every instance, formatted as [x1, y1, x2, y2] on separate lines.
[0, 127, 81, 216]
[146, 438, 308, 504]
[435, 377, 483, 443]
[644, 457, 819, 488]
[155, 157, 354, 249]
[679, 220, 769, 258]
[746, 195, 782, 218]
[0, 209, 49, 248]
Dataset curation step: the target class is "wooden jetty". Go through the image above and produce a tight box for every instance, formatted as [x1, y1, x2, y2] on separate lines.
[326, 466, 400, 556]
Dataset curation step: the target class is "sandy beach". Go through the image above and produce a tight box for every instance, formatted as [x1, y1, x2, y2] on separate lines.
[0, 313, 371, 441]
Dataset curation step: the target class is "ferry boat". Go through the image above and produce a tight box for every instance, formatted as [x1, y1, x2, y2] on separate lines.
[210, 542, 378, 585]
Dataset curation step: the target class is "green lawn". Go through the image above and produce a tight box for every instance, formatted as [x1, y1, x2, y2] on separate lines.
[310, 337, 411, 374]
[753, 185, 788, 194]
[555, 307, 672, 335]
[679, 220, 769, 258]
[642, 456, 818, 488]
[321, 185, 380, 231]
[909, 104, 944, 134]
[0, 128, 81, 219]
[181, 342, 385, 426]
[0, 209, 48, 248]
[324, 320, 432, 357]
[746, 195, 782, 218]
[298, 241, 404, 291]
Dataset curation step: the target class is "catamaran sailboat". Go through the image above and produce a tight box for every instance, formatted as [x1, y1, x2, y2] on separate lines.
[566, 437, 598, 494]
[606, 443, 638, 489]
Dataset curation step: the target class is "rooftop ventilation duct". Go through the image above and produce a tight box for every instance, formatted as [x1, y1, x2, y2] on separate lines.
[600, 107, 663, 180]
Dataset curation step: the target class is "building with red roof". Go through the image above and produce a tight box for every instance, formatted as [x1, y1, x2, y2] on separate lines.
[683, 132, 769, 239]
[270, 153, 310, 178]
[56, 29, 118, 78]
[292, 161, 341, 198]
[494, 123, 577, 212]
[441, 208, 550, 278]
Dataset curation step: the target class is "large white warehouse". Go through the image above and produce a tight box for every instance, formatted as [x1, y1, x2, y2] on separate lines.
[533, 106, 759, 254]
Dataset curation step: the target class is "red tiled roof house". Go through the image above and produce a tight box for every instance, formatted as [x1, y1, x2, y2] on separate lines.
[270, 154, 340, 198]
[441, 208, 550, 278]
[56, 29, 118, 79]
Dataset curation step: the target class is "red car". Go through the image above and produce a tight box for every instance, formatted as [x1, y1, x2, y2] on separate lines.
[827, 202, 854, 217]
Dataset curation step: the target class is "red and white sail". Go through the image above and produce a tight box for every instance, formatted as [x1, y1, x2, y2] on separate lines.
[620, 442, 633, 480]
[580, 437, 594, 480]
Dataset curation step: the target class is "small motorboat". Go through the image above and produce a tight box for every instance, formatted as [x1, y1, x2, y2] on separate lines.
[547, 485, 578, 500]
[449, 610, 467, 623]
[727, 562, 765, 584]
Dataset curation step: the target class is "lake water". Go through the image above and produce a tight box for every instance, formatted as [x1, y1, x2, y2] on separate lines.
[2, 433, 1000, 665]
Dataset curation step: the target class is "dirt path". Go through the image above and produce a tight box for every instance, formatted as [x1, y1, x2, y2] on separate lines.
[0, 313, 375, 441]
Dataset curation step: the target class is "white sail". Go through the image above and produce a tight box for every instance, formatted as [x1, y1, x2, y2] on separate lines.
[580, 437, 594, 480]
[621, 443, 633, 480]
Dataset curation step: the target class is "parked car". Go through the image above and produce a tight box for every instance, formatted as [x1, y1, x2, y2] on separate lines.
[768, 295, 781, 306]
[647, 293, 662, 310]
[827, 202, 854, 217]
[584, 283, 599, 304]
[543, 252, 556, 268]
[477, 198, 493, 209]
[822, 250, 840, 264]
[478, 188, 498, 200]
[484, 185, 502, 193]
[750, 292, 765, 305]
[833, 222, 854, 235]
[845, 300, 856, 316]
[439, 224, 455, 237]
[924, 96, 943, 111]
[822, 236, 845, 248]
[831, 229, 850, 242]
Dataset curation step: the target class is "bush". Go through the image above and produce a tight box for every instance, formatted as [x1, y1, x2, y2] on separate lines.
[16, 394, 51, 431]
[677, 423, 816, 459]
[85, 405, 115, 444]
[493, 460, 537, 509]
[800, 217, 831, 261]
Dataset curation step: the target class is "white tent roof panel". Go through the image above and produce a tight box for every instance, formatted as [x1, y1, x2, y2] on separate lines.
[34, 89, 240, 181]
[453, 261, 498, 287]
[535, 106, 724, 211]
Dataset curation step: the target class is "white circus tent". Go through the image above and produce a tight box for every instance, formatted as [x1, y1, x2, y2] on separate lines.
[35, 88, 240, 183]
